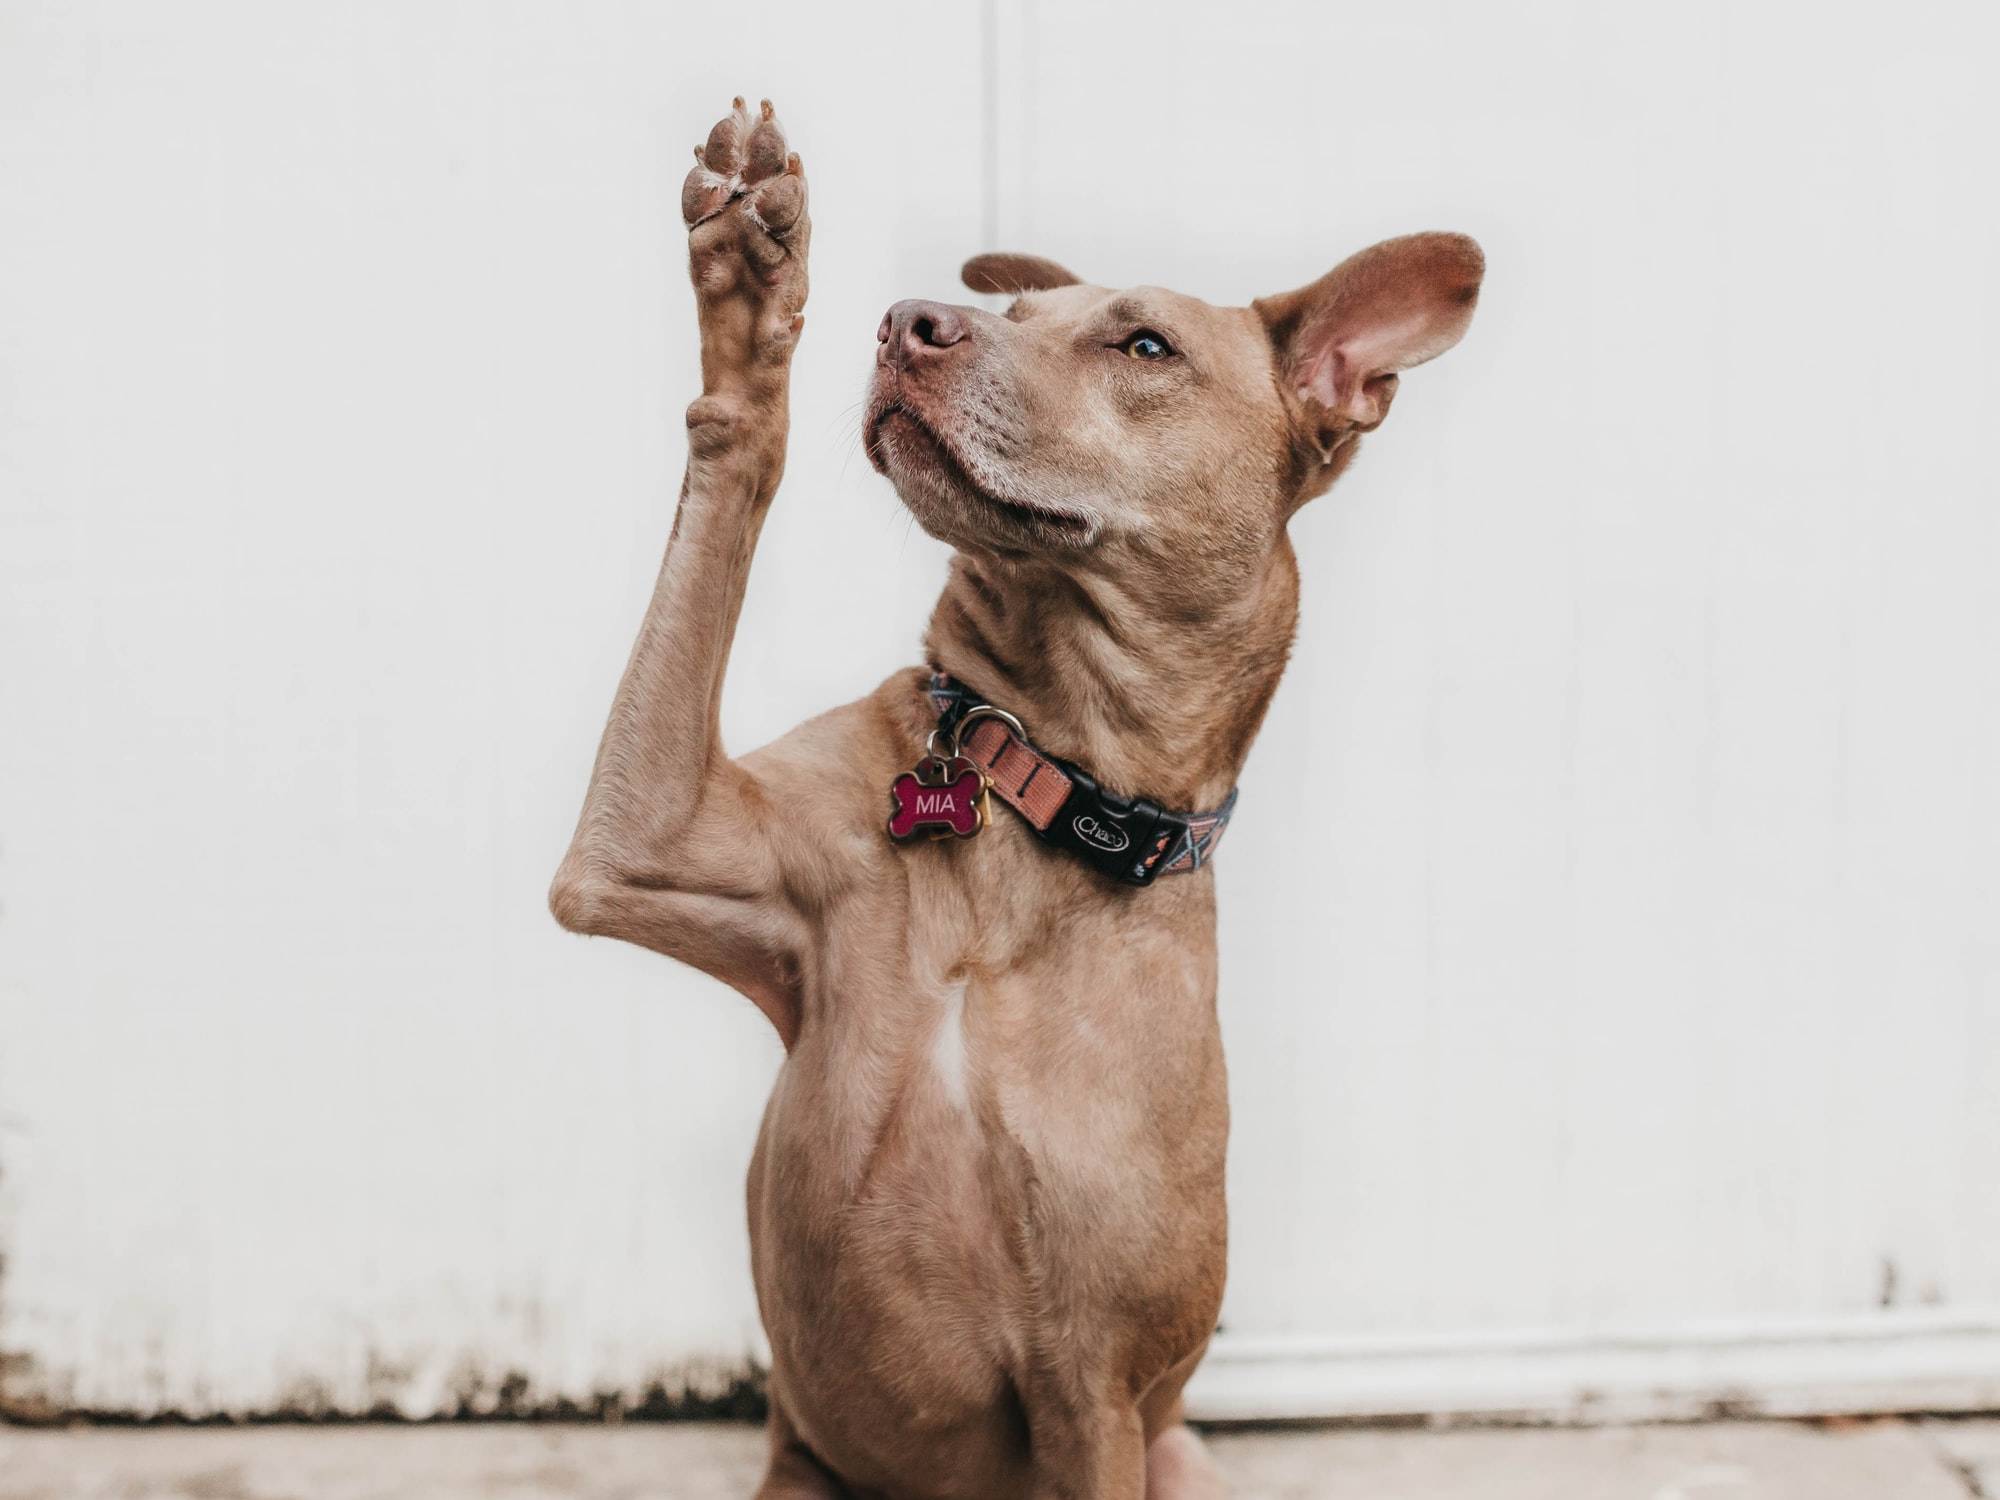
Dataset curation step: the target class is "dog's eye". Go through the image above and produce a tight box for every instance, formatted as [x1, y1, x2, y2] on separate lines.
[1121, 330, 1173, 361]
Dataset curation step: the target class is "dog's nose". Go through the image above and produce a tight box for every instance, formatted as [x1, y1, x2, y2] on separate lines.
[877, 299, 970, 369]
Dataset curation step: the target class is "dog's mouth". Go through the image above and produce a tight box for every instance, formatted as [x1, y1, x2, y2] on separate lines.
[866, 402, 1097, 548]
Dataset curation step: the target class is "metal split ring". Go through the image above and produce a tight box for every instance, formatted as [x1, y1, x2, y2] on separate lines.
[928, 703, 1026, 762]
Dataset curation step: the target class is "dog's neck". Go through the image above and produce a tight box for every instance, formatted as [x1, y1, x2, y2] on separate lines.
[922, 548, 1299, 811]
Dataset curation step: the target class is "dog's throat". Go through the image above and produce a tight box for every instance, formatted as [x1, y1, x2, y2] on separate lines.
[880, 672, 1237, 887]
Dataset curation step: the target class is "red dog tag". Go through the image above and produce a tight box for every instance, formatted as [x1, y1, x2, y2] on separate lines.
[887, 755, 986, 841]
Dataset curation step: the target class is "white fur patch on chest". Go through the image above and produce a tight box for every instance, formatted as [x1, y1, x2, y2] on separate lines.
[930, 979, 972, 1111]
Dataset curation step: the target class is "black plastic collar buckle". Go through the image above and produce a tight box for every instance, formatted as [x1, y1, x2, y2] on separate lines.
[1040, 754, 1184, 887]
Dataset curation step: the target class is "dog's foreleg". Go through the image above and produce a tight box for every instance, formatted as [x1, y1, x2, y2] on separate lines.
[551, 101, 814, 1043]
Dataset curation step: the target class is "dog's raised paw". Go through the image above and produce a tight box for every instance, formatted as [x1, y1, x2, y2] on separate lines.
[681, 97, 809, 318]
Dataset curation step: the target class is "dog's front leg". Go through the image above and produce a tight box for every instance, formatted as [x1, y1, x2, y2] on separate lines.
[551, 100, 816, 1044]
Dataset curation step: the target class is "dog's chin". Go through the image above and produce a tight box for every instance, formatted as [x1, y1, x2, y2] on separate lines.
[866, 406, 1097, 551]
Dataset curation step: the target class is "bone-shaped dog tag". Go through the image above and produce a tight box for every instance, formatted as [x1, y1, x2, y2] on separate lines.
[887, 755, 986, 842]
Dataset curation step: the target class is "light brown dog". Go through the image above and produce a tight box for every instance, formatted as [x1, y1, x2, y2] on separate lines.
[552, 100, 1481, 1499]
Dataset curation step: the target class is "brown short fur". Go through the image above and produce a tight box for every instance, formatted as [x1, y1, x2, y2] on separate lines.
[553, 100, 1482, 1499]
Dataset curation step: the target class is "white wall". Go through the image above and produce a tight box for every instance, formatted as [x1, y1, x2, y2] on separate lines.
[3, 0, 1996, 1421]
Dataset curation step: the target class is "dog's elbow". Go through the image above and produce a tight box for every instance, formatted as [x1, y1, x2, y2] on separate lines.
[549, 851, 697, 943]
[549, 858, 619, 937]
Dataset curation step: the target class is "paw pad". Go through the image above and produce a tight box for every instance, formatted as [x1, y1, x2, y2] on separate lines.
[682, 97, 805, 234]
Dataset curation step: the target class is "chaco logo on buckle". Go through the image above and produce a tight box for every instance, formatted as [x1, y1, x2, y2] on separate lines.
[1071, 813, 1131, 854]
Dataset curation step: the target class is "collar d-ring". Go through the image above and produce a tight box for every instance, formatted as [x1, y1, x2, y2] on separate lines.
[946, 702, 1025, 758]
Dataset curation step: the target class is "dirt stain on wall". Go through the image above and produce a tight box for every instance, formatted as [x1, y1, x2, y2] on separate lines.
[0, 1152, 52, 1423]
[0, 1347, 769, 1428]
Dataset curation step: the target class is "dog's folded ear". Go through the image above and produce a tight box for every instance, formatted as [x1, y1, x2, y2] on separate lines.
[962, 252, 1082, 295]
[1255, 232, 1483, 479]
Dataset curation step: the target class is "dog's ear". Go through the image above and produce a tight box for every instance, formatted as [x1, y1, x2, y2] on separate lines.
[962, 252, 1082, 295]
[1254, 232, 1483, 487]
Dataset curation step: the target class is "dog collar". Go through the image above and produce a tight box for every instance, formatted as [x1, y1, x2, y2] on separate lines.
[898, 671, 1236, 886]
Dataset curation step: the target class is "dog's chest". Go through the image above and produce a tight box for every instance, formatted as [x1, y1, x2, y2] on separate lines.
[759, 888, 1230, 1308]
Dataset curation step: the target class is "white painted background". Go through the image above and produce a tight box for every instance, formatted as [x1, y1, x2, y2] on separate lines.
[2, 0, 1996, 1421]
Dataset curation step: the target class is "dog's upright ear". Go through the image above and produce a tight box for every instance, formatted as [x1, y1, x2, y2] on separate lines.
[1255, 232, 1483, 497]
[962, 252, 1082, 295]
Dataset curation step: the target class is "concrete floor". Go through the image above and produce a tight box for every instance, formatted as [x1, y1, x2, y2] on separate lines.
[0, 1419, 1994, 1499]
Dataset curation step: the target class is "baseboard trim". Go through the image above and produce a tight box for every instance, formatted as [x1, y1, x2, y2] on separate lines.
[1183, 1309, 2000, 1426]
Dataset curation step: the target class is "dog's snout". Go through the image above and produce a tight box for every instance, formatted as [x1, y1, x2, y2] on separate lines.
[878, 299, 971, 370]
